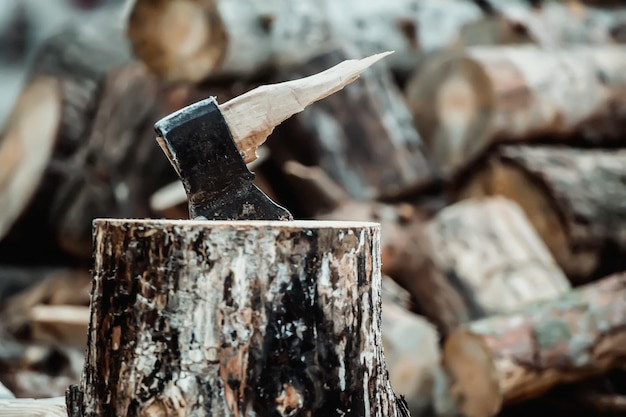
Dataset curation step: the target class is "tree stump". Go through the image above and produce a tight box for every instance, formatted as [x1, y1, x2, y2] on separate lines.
[73, 219, 408, 416]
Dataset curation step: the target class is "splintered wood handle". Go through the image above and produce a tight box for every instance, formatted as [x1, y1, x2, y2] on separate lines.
[220, 51, 393, 163]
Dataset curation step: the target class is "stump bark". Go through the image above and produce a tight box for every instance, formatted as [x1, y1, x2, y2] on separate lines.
[411, 197, 571, 333]
[405, 44, 626, 176]
[442, 271, 626, 417]
[74, 219, 407, 417]
[459, 145, 626, 283]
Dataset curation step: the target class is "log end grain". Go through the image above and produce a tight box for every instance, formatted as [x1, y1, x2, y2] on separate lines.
[127, 0, 227, 82]
[405, 51, 494, 176]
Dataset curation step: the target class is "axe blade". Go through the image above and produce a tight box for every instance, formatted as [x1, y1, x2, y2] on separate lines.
[155, 97, 292, 221]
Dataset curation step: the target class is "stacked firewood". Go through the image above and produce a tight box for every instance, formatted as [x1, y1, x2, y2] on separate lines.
[2, 0, 626, 416]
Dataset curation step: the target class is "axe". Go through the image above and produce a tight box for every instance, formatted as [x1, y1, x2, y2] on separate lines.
[154, 51, 392, 221]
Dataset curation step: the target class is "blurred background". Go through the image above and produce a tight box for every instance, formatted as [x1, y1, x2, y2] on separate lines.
[2, 0, 626, 416]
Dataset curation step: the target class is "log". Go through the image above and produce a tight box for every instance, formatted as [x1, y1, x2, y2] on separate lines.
[127, 0, 274, 82]
[73, 219, 407, 416]
[411, 197, 571, 333]
[458, 1, 626, 47]
[271, 1, 409, 70]
[459, 145, 626, 283]
[381, 280, 443, 416]
[0, 25, 175, 260]
[273, 49, 435, 201]
[442, 272, 626, 417]
[126, 0, 484, 82]
[405, 44, 626, 176]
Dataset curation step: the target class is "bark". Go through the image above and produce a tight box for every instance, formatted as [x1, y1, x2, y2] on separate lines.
[0, 24, 176, 261]
[459, 145, 626, 283]
[412, 197, 571, 333]
[405, 44, 626, 176]
[442, 272, 626, 417]
[273, 49, 434, 201]
[74, 219, 407, 417]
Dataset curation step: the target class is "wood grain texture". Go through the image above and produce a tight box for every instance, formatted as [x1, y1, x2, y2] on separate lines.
[0, 397, 66, 417]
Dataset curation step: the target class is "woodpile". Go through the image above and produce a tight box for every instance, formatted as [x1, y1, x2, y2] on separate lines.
[2, 0, 626, 416]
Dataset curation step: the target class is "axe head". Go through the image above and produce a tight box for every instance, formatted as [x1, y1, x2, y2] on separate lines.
[155, 97, 292, 221]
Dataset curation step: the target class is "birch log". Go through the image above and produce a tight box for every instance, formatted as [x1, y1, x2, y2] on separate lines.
[73, 219, 408, 417]
[411, 197, 571, 333]
[442, 272, 626, 417]
[459, 145, 626, 283]
[405, 45, 626, 176]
